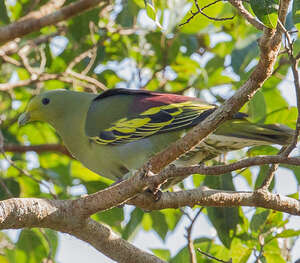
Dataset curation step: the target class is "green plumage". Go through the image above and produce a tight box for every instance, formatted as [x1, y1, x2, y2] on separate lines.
[18, 89, 294, 185]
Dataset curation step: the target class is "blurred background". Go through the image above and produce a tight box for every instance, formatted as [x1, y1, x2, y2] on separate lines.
[0, 0, 300, 262]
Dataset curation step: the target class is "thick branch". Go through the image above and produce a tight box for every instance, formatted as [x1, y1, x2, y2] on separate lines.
[0, 0, 108, 44]
[0, 198, 165, 263]
[129, 188, 300, 215]
[72, 219, 165, 263]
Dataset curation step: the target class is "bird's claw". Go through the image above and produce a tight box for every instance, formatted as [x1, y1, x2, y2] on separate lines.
[146, 188, 162, 202]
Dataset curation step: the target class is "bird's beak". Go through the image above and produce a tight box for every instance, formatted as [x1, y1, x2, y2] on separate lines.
[18, 112, 31, 126]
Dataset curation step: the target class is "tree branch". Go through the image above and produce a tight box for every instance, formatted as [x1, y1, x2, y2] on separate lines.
[129, 188, 300, 215]
[152, 156, 300, 178]
[0, 73, 100, 92]
[3, 143, 73, 158]
[0, 0, 109, 44]
[228, 0, 265, 30]
[183, 208, 203, 263]
[20, 0, 66, 21]
[0, 198, 165, 263]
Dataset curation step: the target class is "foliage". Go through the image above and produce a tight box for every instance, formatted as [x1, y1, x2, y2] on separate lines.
[0, 0, 299, 262]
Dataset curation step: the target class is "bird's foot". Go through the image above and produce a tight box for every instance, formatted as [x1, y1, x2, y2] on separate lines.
[146, 187, 162, 202]
[138, 165, 163, 201]
[139, 165, 155, 178]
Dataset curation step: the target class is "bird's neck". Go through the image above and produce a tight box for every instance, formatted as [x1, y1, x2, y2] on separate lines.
[49, 92, 95, 158]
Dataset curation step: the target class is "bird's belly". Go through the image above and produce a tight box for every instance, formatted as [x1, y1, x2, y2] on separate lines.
[113, 131, 184, 173]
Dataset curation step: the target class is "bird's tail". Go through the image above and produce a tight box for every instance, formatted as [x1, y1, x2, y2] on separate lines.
[215, 120, 294, 145]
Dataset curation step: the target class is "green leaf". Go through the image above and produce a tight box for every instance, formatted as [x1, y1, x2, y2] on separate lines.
[0, 178, 20, 200]
[231, 40, 259, 75]
[142, 213, 152, 231]
[230, 238, 251, 263]
[250, 0, 279, 28]
[145, 0, 156, 21]
[93, 207, 124, 231]
[150, 211, 169, 240]
[248, 91, 266, 123]
[250, 208, 286, 234]
[18, 176, 41, 198]
[0, 0, 10, 25]
[179, 34, 199, 55]
[238, 168, 253, 187]
[16, 229, 48, 263]
[287, 192, 299, 199]
[264, 252, 285, 263]
[116, 0, 140, 28]
[71, 161, 111, 182]
[204, 173, 242, 248]
[151, 249, 171, 261]
[264, 239, 285, 263]
[193, 174, 206, 187]
[68, 8, 100, 41]
[43, 229, 58, 258]
[293, 0, 300, 25]
[179, 0, 225, 34]
[250, 208, 270, 232]
[171, 238, 230, 263]
[160, 209, 182, 231]
[122, 208, 144, 240]
[254, 165, 274, 190]
[247, 145, 278, 157]
[275, 229, 300, 238]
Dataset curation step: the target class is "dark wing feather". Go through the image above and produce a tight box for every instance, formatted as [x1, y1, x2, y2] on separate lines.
[86, 89, 247, 146]
[89, 102, 216, 145]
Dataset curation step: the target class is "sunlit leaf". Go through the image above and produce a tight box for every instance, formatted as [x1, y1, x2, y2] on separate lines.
[250, 0, 279, 28]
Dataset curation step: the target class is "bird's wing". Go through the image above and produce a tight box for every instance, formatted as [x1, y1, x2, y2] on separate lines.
[85, 88, 218, 145]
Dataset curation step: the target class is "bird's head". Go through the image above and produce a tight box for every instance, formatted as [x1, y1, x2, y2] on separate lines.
[18, 90, 71, 126]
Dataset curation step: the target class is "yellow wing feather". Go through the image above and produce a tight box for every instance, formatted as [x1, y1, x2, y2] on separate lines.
[91, 101, 215, 145]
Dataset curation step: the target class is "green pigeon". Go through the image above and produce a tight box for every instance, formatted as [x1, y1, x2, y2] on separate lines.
[19, 88, 294, 185]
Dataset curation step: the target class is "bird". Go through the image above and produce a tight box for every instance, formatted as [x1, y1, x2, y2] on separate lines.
[18, 88, 294, 187]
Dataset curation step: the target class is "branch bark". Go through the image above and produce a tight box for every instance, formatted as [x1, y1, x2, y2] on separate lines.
[0, 0, 108, 44]
[3, 143, 72, 157]
[129, 188, 300, 215]
[0, 198, 165, 263]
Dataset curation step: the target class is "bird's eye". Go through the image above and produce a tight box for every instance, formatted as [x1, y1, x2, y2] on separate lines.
[42, 98, 50, 105]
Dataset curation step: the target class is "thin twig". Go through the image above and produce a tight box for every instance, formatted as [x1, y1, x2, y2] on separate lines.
[179, 0, 234, 26]
[66, 69, 106, 92]
[3, 143, 73, 158]
[0, 73, 98, 92]
[227, 0, 265, 30]
[184, 208, 203, 263]
[197, 248, 232, 263]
